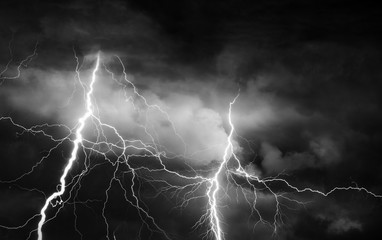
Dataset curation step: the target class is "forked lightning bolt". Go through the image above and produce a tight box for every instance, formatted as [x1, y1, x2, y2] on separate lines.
[36, 52, 100, 240]
[204, 94, 382, 240]
[0, 44, 381, 240]
[206, 94, 239, 240]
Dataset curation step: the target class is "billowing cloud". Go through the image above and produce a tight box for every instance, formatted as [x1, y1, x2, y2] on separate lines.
[260, 135, 341, 173]
[0, 54, 234, 166]
[327, 218, 362, 234]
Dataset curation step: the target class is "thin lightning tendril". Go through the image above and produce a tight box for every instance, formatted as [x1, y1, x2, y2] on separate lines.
[0, 45, 381, 240]
[0, 39, 38, 83]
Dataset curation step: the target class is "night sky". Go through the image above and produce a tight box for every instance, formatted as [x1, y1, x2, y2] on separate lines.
[1, 0, 382, 240]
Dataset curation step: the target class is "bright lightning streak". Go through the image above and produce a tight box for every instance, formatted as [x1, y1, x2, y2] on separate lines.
[37, 52, 100, 240]
[206, 94, 239, 240]
[204, 92, 382, 240]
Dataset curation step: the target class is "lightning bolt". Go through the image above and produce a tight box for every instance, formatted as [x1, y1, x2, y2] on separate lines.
[36, 52, 100, 240]
[0, 43, 381, 240]
[203, 93, 382, 240]
[206, 94, 239, 240]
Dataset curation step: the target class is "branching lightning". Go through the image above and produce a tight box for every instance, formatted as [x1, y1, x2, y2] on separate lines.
[205, 94, 239, 240]
[1, 43, 381, 240]
[36, 52, 100, 240]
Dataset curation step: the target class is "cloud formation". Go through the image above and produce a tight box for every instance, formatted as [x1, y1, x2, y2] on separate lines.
[327, 218, 362, 234]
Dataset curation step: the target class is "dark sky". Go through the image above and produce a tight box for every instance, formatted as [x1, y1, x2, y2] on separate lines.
[1, 0, 382, 240]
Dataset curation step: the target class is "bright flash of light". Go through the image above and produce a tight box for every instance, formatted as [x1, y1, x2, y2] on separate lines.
[0, 45, 381, 240]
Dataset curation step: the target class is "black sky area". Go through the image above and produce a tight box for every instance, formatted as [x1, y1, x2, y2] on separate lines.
[1, 0, 382, 240]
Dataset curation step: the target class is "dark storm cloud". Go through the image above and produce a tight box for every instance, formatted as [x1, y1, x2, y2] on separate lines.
[223, 43, 381, 170]
[38, 1, 167, 51]
[230, 42, 382, 184]
[283, 193, 382, 240]
[0, 0, 176, 74]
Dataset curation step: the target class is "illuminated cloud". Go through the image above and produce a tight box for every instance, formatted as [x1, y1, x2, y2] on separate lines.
[327, 218, 362, 234]
[0, 57, 233, 166]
